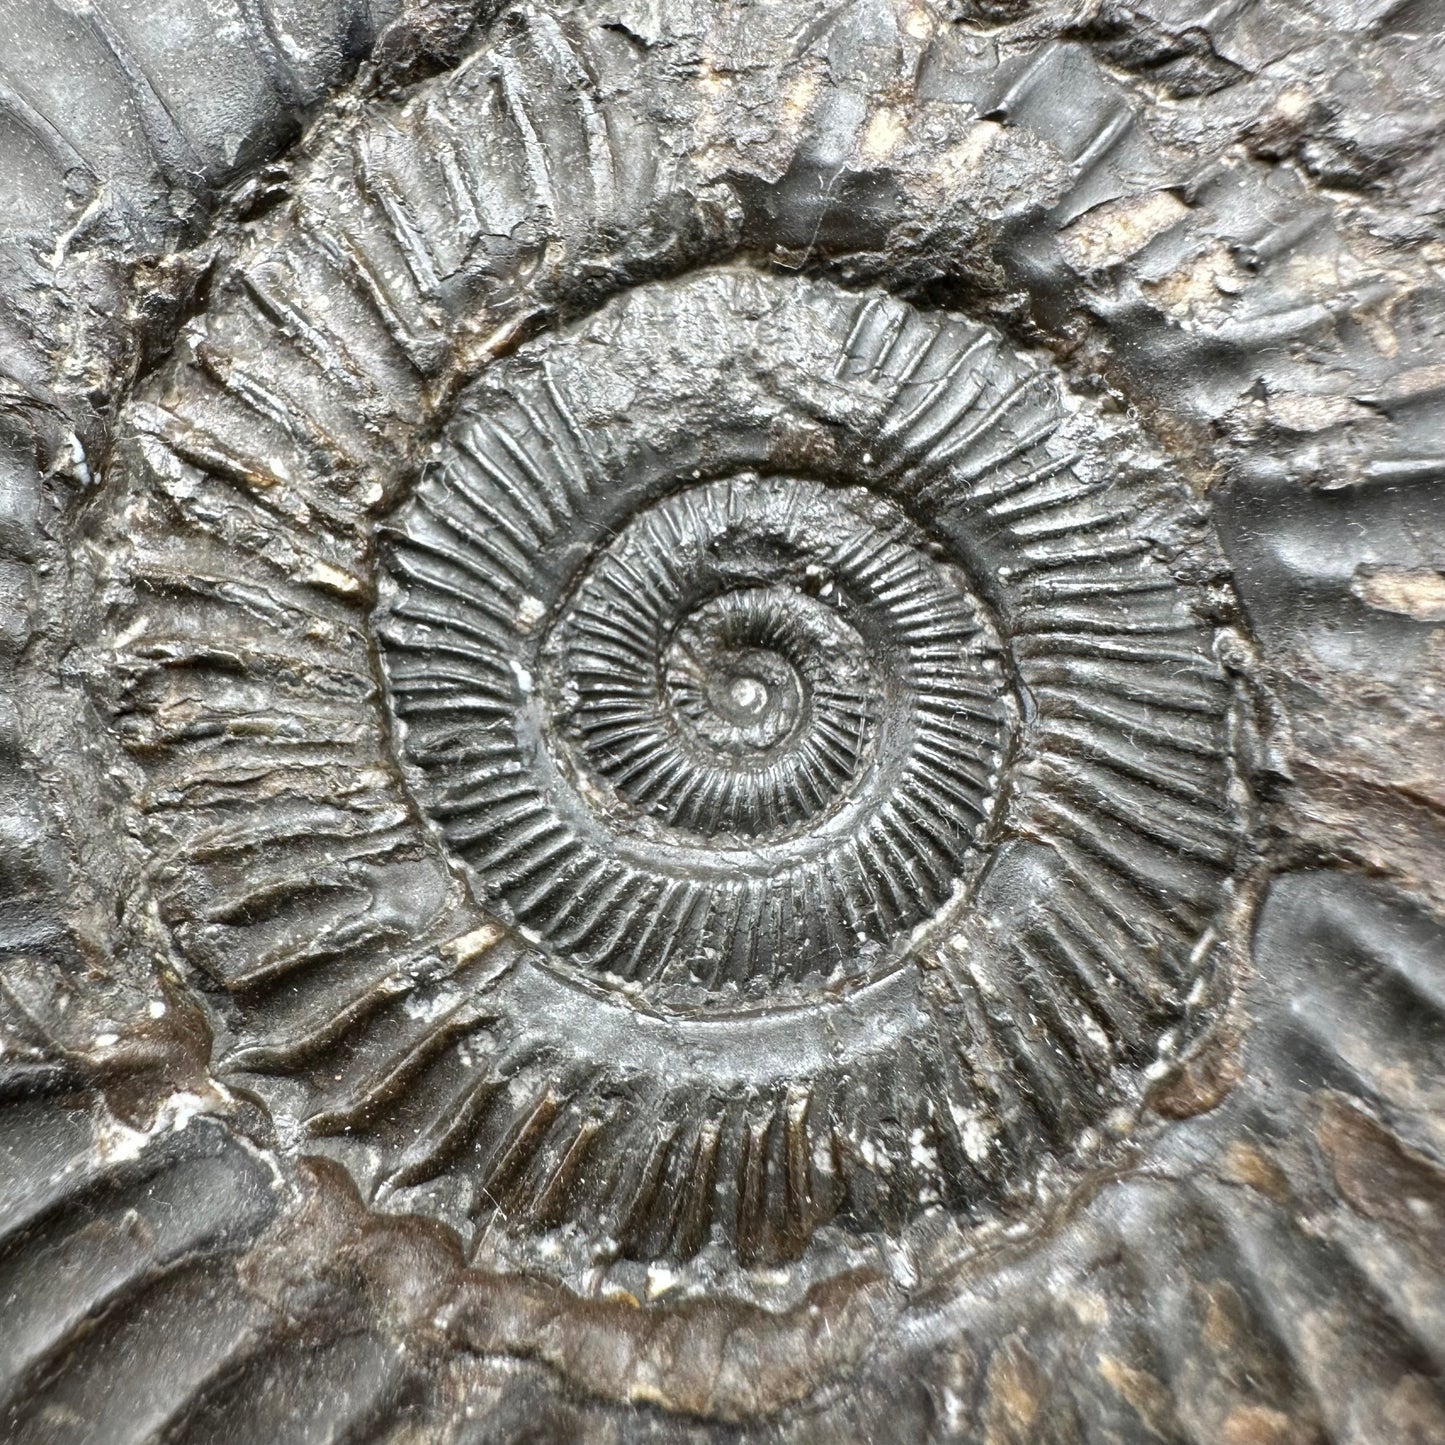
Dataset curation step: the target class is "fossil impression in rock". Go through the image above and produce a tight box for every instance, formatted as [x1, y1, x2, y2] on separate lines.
[2, 1, 1444, 1441]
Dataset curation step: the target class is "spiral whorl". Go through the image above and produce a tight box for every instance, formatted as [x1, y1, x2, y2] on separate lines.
[382, 435, 1012, 993]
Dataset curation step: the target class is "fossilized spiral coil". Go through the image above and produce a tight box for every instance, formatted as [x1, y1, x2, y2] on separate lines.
[93, 251, 1251, 1261]
[72, 0, 1266, 1257]
[376, 265, 1244, 1044]
[380, 298, 1018, 993]
[5, 0, 1445, 1437]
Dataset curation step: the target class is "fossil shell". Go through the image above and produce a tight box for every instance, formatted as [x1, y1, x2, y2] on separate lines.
[358, 264, 1244, 1258]
[1, 0, 1443, 1439]
[93, 243, 1249, 1261]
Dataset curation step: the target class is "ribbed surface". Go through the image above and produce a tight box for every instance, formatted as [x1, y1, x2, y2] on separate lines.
[384, 411, 1010, 992]
[97, 238, 1249, 1258]
[0, 0, 1438, 1437]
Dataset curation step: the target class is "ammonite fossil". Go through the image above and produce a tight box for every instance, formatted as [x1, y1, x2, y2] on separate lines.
[2, 1, 1443, 1441]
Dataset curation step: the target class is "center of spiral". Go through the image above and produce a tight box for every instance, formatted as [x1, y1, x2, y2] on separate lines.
[725, 674, 768, 717]
[550, 486, 899, 841]
[661, 592, 816, 772]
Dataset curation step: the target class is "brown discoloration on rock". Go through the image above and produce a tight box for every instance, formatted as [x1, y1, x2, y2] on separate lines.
[238, 1158, 896, 1424]
[1220, 1141, 1295, 1204]
[1383, 1374, 1445, 1445]
[1352, 567, 1445, 623]
[1061, 190, 1190, 271]
[1201, 1281, 1249, 1355]
[448, 1262, 894, 1422]
[981, 1338, 1046, 1445]
[1221, 1402, 1315, 1445]
[1147, 1029, 1245, 1120]
[0, 960, 223, 1132]
[1291, 754, 1445, 921]
[1314, 1093, 1445, 1253]
[1264, 391, 1377, 436]
[1098, 1353, 1175, 1437]
[1142, 242, 1251, 321]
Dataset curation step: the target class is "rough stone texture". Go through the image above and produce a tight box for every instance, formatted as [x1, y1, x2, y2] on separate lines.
[0, 1, 1443, 1441]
